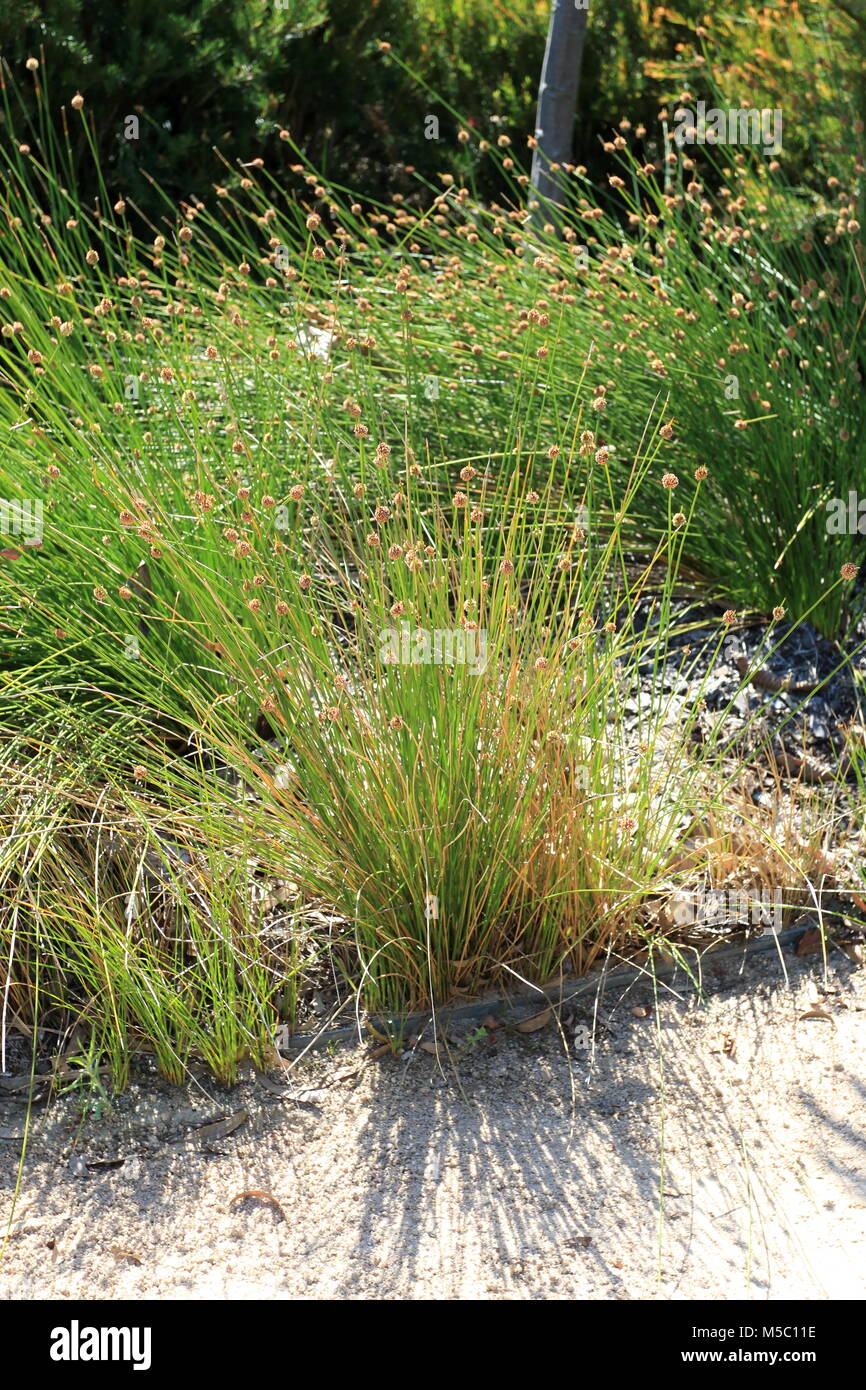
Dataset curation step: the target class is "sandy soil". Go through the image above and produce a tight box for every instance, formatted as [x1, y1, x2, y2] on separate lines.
[2, 942, 865, 1300]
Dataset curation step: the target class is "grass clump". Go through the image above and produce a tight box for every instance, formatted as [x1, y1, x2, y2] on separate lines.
[0, 44, 860, 1085]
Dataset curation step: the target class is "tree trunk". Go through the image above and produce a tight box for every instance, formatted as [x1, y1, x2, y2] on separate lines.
[529, 0, 589, 236]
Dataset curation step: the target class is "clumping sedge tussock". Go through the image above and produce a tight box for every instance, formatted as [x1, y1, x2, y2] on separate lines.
[0, 38, 861, 1085]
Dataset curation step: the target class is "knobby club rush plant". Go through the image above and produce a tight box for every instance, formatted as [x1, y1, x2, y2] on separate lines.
[0, 10, 862, 1088]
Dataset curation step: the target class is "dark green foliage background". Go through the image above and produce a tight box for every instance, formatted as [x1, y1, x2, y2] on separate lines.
[0, 0, 708, 218]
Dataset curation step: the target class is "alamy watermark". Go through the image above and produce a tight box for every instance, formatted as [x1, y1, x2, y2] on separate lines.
[0, 497, 42, 545]
[50, 1320, 151, 1371]
[380, 622, 487, 675]
[825, 491, 866, 534]
[672, 887, 784, 934]
[673, 101, 782, 156]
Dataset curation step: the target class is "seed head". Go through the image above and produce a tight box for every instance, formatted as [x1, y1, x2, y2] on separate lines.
[661, 473, 679, 489]
[841, 563, 859, 581]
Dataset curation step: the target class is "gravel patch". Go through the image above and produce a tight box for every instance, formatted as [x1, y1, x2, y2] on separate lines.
[2, 947, 865, 1300]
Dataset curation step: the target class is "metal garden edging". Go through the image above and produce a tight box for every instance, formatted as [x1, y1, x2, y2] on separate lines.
[278, 924, 813, 1059]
